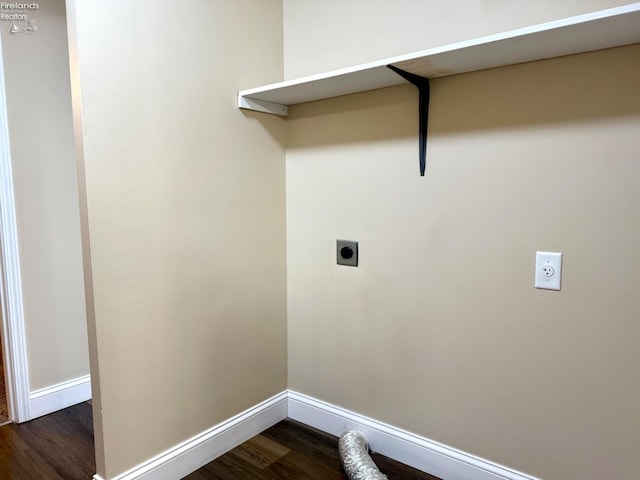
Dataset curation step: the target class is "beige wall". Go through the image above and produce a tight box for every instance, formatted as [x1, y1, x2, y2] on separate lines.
[284, 3, 640, 480]
[1, 0, 89, 391]
[283, 0, 635, 78]
[65, 1, 640, 478]
[67, 1, 287, 478]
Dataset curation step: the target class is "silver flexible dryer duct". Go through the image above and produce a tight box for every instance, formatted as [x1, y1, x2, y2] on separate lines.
[338, 431, 388, 480]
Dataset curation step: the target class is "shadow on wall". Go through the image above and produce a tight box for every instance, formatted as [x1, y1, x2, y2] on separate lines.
[285, 84, 417, 148]
[285, 44, 640, 149]
[430, 44, 640, 136]
[240, 108, 286, 147]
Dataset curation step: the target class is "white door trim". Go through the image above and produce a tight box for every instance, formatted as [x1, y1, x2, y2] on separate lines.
[0, 33, 32, 423]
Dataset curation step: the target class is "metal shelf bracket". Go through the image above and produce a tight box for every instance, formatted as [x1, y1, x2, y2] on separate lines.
[387, 65, 430, 176]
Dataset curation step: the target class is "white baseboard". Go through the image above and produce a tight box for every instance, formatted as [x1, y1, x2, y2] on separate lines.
[288, 391, 539, 480]
[90, 390, 539, 480]
[94, 391, 288, 480]
[29, 374, 91, 420]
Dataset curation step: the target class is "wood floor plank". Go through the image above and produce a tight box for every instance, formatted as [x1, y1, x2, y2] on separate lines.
[0, 339, 8, 425]
[184, 451, 268, 480]
[263, 450, 346, 479]
[229, 435, 291, 469]
[0, 440, 67, 480]
[0, 401, 439, 480]
[0, 422, 30, 458]
[0, 402, 95, 480]
[371, 452, 442, 480]
[181, 469, 212, 480]
[260, 419, 344, 472]
[189, 419, 441, 480]
[10, 413, 94, 479]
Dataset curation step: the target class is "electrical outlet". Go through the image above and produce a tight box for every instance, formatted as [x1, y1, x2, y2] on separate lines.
[535, 252, 562, 290]
[337, 240, 358, 267]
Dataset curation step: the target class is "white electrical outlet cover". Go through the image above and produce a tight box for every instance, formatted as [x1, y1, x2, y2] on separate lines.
[535, 251, 562, 290]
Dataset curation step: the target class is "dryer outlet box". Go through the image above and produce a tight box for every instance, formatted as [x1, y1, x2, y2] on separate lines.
[337, 240, 358, 267]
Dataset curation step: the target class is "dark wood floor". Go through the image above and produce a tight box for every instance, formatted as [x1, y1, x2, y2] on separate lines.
[0, 402, 440, 480]
[184, 419, 441, 480]
[0, 337, 8, 424]
[0, 401, 95, 479]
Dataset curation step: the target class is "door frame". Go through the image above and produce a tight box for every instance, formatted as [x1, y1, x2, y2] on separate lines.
[0, 32, 33, 424]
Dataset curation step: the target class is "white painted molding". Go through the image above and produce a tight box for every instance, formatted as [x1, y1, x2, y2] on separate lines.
[88, 390, 541, 480]
[288, 391, 540, 480]
[238, 96, 288, 116]
[0, 31, 32, 424]
[97, 391, 288, 480]
[29, 374, 91, 420]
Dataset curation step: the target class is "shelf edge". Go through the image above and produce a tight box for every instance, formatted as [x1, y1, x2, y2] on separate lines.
[238, 96, 288, 116]
[237, 2, 640, 112]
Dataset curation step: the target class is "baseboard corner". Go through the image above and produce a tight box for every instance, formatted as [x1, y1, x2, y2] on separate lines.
[286, 390, 539, 480]
[29, 374, 91, 421]
[109, 390, 288, 480]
